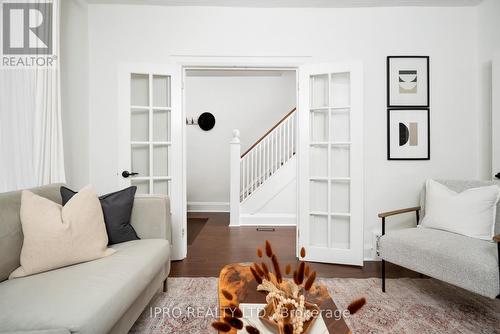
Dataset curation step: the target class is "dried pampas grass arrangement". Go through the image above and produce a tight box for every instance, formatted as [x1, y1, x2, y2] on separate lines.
[212, 241, 366, 334]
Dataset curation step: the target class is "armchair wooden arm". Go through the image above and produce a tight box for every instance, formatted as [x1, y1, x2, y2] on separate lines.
[493, 234, 500, 243]
[378, 206, 421, 294]
[378, 206, 421, 218]
[378, 206, 421, 236]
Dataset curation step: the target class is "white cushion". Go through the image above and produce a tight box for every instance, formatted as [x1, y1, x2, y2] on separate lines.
[9, 187, 115, 279]
[421, 179, 500, 240]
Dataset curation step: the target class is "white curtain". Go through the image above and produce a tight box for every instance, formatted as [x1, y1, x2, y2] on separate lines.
[0, 0, 65, 192]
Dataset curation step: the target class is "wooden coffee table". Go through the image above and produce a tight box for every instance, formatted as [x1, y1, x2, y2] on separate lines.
[218, 263, 351, 334]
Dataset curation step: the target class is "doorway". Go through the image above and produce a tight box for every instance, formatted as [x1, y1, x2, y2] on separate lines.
[183, 67, 298, 246]
[118, 60, 363, 266]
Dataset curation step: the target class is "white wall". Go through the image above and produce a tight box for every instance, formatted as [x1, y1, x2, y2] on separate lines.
[60, 0, 89, 190]
[185, 72, 296, 207]
[477, 0, 500, 179]
[76, 5, 479, 258]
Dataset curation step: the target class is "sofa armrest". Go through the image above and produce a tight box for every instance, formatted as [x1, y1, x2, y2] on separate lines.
[130, 195, 172, 244]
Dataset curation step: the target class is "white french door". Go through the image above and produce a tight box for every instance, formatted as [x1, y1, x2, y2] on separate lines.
[298, 62, 363, 266]
[118, 64, 186, 260]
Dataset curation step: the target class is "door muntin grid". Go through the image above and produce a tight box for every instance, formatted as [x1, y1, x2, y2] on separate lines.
[309, 73, 351, 250]
[130, 73, 172, 196]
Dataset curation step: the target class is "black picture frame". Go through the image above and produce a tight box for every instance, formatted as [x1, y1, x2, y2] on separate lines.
[387, 108, 430, 160]
[387, 56, 430, 108]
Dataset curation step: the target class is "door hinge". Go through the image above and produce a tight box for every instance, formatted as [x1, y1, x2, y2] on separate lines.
[182, 228, 185, 238]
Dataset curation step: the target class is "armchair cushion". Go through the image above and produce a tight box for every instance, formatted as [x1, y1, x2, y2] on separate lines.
[420, 180, 500, 235]
[420, 179, 500, 241]
[379, 227, 499, 298]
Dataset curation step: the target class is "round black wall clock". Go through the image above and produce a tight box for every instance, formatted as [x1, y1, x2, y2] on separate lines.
[198, 112, 216, 131]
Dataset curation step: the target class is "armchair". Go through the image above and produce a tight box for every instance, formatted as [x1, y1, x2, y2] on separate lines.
[377, 180, 500, 299]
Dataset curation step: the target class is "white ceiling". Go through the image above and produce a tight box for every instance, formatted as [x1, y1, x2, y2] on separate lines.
[86, 0, 483, 7]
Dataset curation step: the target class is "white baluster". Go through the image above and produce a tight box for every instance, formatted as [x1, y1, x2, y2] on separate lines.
[253, 149, 256, 192]
[242, 155, 246, 200]
[247, 156, 250, 198]
[286, 118, 290, 161]
[259, 143, 262, 187]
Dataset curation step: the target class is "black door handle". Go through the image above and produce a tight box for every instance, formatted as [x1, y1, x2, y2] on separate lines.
[495, 172, 500, 180]
[122, 171, 139, 178]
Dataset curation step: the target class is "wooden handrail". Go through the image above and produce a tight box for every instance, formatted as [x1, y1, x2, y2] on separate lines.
[241, 107, 296, 158]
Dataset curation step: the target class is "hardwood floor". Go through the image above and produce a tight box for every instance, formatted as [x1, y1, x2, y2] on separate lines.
[170, 212, 420, 278]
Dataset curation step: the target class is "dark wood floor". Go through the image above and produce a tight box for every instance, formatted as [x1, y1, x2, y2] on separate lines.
[170, 212, 420, 278]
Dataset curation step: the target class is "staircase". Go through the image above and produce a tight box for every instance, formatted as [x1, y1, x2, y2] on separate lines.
[229, 108, 297, 226]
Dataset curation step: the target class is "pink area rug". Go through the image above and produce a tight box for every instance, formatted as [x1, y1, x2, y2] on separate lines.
[129, 277, 500, 334]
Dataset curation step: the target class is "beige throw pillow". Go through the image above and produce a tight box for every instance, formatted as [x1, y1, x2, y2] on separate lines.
[9, 187, 115, 279]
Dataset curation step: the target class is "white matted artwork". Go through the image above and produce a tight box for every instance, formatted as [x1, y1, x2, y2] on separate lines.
[387, 56, 429, 107]
[388, 109, 430, 160]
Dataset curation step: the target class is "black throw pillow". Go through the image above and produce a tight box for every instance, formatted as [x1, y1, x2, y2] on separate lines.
[60, 186, 140, 245]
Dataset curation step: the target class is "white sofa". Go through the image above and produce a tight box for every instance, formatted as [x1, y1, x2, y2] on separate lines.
[0, 184, 172, 334]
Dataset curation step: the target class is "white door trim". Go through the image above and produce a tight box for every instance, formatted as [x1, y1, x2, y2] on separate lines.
[178, 56, 305, 244]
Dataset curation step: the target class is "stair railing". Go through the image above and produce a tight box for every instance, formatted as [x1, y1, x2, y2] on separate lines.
[229, 108, 297, 227]
[239, 108, 297, 202]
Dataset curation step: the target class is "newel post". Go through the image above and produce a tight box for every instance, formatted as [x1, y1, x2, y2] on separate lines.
[229, 129, 241, 227]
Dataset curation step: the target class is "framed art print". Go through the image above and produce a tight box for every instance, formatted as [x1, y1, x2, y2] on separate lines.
[388, 109, 430, 160]
[387, 56, 429, 107]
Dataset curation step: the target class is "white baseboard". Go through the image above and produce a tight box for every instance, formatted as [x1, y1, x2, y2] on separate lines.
[239, 213, 296, 226]
[187, 201, 229, 212]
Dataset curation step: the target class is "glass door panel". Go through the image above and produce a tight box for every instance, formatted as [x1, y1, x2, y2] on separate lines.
[153, 180, 170, 196]
[330, 181, 350, 214]
[131, 144, 149, 176]
[311, 74, 329, 108]
[330, 73, 350, 107]
[131, 109, 149, 142]
[310, 111, 329, 142]
[331, 216, 350, 249]
[153, 110, 171, 142]
[131, 180, 150, 194]
[309, 145, 328, 178]
[331, 146, 350, 178]
[330, 112, 350, 142]
[153, 75, 171, 108]
[153, 145, 170, 176]
[305, 66, 356, 260]
[309, 180, 328, 213]
[129, 73, 172, 195]
[310, 215, 328, 247]
[131, 74, 149, 107]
